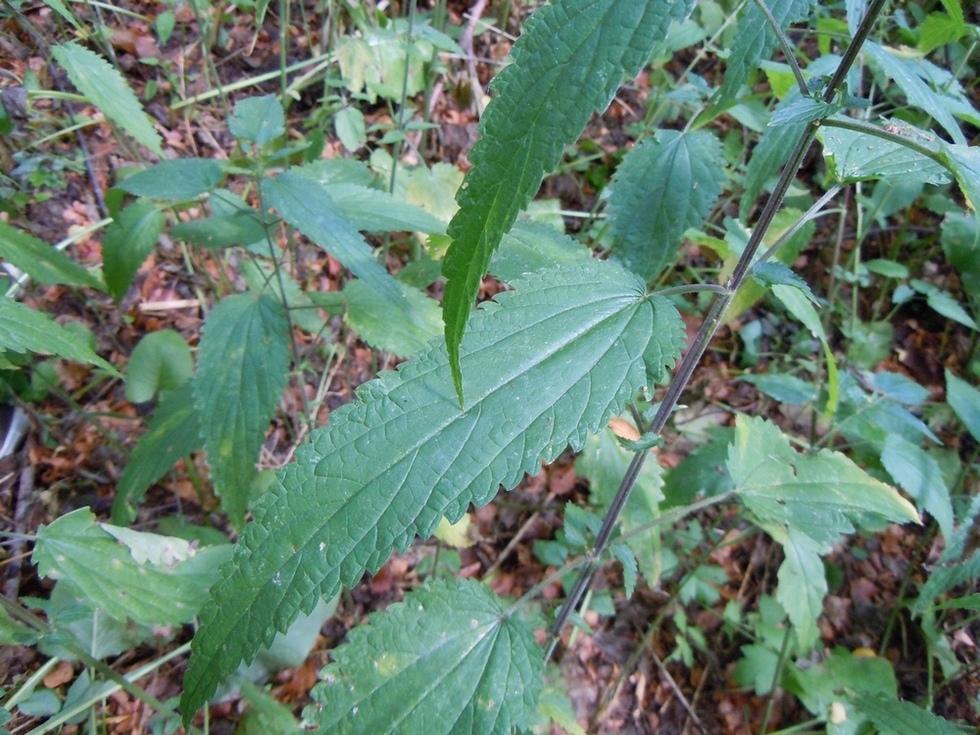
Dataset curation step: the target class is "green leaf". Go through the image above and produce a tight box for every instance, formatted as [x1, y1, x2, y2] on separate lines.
[442, 0, 695, 399]
[0, 297, 113, 372]
[193, 293, 290, 527]
[0, 220, 104, 290]
[880, 434, 953, 541]
[864, 42, 966, 146]
[229, 95, 285, 146]
[333, 106, 366, 153]
[643, 295, 686, 386]
[716, 0, 814, 106]
[172, 211, 268, 250]
[33, 507, 229, 625]
[940, 143, 980, 212]
[112, 382, 202, 524]
[741, 373, 818, 404]
[773, 527, 826, 649]
[116, 158, 225, 202]
[910, 278, 977, 330]
[103, 202, 165, 301]
[125, 329, 193, 403]
[489, 220, 593, 284]
[769, 96, 840, 126]
[344, 279, 442, 357]
[610, 542, 638, 599]
[323, 183, 446, 234]
[753, 262, 817, 302]
[850, 693, 962, 735]
[261, 173, 405, 305]
[818, 119, 950, 185]
[945, 370, 980, 443]
[607, 129, 726, 282]
[306, 579, 542, 734]
[918, 12, 967, 55]
[729, 416, 920, 551]
[51, 42, 162, 155]
[181, 259, 673, 717]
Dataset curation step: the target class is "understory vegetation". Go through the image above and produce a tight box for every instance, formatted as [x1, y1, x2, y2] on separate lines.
[1, 0, 979, 733]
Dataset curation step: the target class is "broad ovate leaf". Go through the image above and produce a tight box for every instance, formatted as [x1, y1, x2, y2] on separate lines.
[182, 259, 676, 718]
[193, 293, 290, 527]
[305, 579, 542, 734]
[228, 94, 285, 146]
[729, 416, 920, 551]
[608, 129, 726, 282]
[344, 279, 442, 357]
[33, 507, 230, 626]
[442, 0, 696, 399]
[0, 297, 113, 372]
[0, 220, 103, 290]
[52, 41, 162, 155]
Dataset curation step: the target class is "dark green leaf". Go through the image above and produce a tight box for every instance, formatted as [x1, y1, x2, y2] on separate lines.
[182, 260, 674, 717]
[489, 220, 593, 284]
[306, 580, 542, 734]
[229, 95, 286, 146]
[769, 96, 840, 126]
[112, 383, 202, 524]
[116, 158, 225, 201]
[0, 220, 104, 290]
[52, 41, 162, 155]
[0, 297, 113, 372]
[608, 129, 726, 282]
[323, 183, 446, 234]
[716, 0, 814, 106]
[643, 295, 686, 385]
[103, 202, 164, 301]
[172, 211, 267, 249]
[193, 293, 290, 527]
[940, 143, 980, 213]
[442, 0, 695, 399]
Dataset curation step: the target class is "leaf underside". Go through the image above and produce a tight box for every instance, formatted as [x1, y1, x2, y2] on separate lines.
[306, 579, 542, 734]
[441, 0, 695, 398]
[181, 258, 676, 718]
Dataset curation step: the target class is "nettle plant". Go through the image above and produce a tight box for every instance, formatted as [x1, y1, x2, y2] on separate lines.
[4, 0, 977, 731]
[162, 0, 980, 731]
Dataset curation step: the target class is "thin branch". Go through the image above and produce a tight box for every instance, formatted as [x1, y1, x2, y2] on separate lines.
[750, 0, 808, 98]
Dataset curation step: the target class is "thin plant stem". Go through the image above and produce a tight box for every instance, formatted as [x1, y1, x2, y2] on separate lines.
[749, 0, 808, 97]
[760, 624, 793, 733]
[547, 0, 889, 650]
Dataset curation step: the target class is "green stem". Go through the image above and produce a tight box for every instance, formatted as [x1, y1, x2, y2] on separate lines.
[760, 624, 793, 733]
